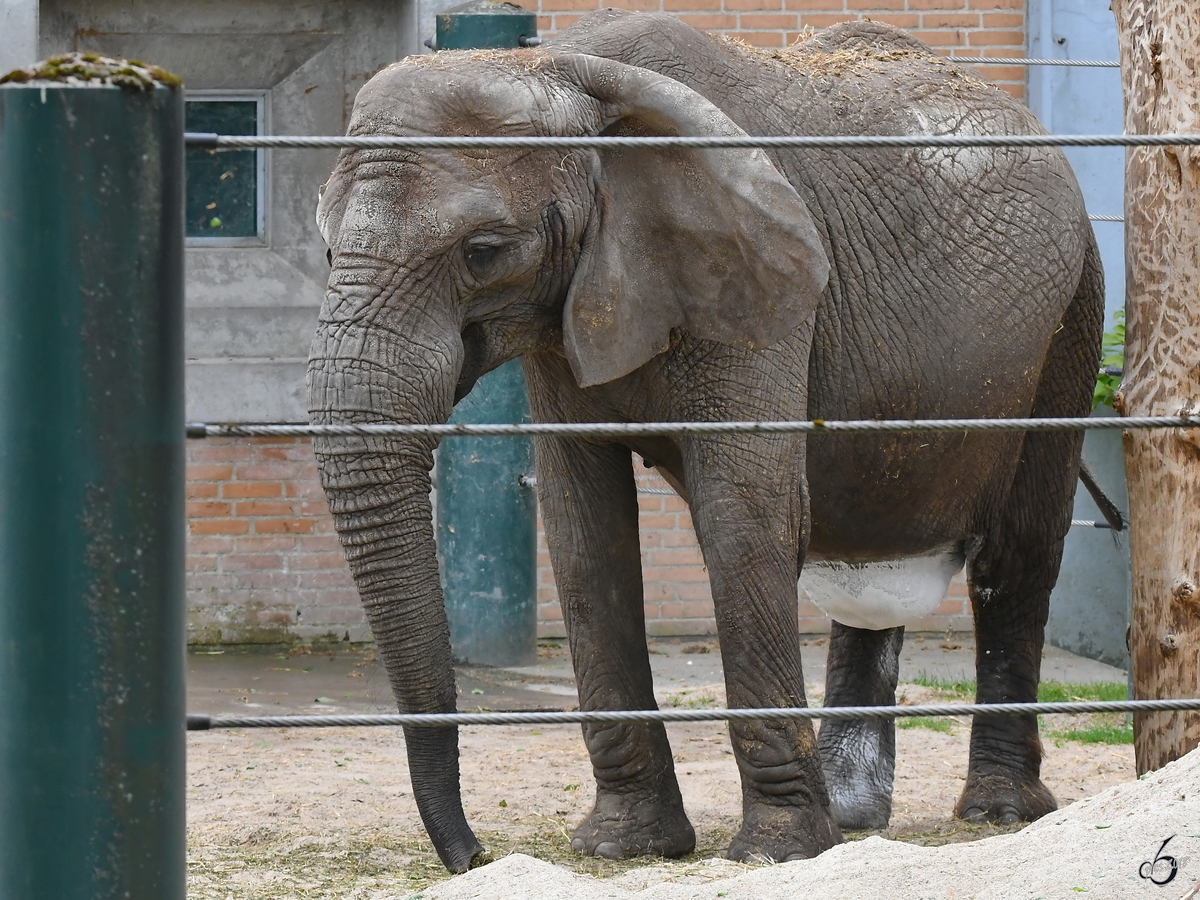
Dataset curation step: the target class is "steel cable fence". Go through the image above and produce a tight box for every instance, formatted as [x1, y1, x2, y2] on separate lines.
[963, 58, 1119, 67]
[186, 697, 1200, 730]
[185, 132, 1200, 151]
[186, 415, 1200, 440]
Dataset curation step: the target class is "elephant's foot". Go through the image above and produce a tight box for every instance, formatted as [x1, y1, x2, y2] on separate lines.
[826, 775, 892, 831]
[819, 723, 895, 830]
[727, 800, 842, 863]
[570, 790, 695, 859]
[954, 766, 1057, 825]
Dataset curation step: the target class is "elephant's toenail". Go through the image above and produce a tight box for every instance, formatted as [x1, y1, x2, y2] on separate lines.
[570, 838, 584, 852]
[783, 853, 809, 862]
[962, 806, 986, 822]
[998, 809, 1020, 825]
[594, 841, 622, 859]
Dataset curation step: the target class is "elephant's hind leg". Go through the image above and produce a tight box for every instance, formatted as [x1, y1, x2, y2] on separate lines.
[818, 623, 904, 829]
[534, 431, 694, 861]
[958, 238, 1103, 825]
[959, 497, 1061, 825]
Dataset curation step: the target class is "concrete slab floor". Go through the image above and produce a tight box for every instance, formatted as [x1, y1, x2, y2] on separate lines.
[187, 633, 1128, 717]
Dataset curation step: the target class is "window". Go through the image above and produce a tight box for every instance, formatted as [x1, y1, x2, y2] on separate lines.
[185, 92, 267, 244]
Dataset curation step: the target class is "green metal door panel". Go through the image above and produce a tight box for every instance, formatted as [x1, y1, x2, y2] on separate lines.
[0, 82, 186, 899]
[437, 361, 537, 667]
[434, 4, 539, 667]
[436, 0, 538, 51]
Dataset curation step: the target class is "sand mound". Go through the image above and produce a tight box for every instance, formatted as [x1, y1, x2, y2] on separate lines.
[416, 748, 1200, 899]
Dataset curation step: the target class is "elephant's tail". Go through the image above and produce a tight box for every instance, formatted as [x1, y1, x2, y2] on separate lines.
[1078, 458, 1126, 532]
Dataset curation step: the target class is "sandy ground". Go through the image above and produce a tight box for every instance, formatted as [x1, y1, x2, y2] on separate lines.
[186, 639, 1140, 899]
[415, 748, 1200, 900]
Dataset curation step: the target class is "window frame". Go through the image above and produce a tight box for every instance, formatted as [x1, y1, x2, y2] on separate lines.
[184, 90, 270, 248]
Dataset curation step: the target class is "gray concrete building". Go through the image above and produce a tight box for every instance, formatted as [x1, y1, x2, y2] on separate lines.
[3, 0, 466, 423]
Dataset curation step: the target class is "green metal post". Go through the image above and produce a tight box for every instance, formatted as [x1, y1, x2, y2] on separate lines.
[0, 63, 186, 899]
[435, 0, 539, 51]
[437, 364, 538, 666]
[435, 3, 539, 667]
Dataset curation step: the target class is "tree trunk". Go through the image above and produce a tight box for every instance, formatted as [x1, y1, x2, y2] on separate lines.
[1112, 0, 1200, 774]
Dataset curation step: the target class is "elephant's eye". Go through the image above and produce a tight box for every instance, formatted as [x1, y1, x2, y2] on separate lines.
[464, 238, 512, 276]
[326, 248, 333, 268]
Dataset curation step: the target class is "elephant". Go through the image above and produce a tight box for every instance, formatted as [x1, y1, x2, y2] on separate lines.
[307, 11, 1104, 873]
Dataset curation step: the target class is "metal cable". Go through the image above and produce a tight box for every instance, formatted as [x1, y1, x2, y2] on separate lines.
[187, 415, 1200, 440]
[1088, 214, 1124, 222]
[186, 697, 1200, 730]
[639, 487, 1111, 528]
[183, 133, 1200, 151]
[959, 58, 1119, 67]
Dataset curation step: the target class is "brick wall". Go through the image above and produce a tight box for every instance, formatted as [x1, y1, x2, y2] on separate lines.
[531, 0, 1026, 99]
[185, 3, 1019, 644]
[186, 438, 367, 646]
[187, 439, 974, 644]
[535, 461, 719, 638]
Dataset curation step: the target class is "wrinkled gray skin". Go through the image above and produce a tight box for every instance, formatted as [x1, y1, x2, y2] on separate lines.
[308, 12, 1103, 873]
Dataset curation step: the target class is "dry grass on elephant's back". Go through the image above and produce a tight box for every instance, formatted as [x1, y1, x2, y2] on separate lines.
[185, 712, 1134, 898]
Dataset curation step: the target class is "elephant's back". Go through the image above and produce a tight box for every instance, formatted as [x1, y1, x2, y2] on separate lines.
[551, 13, 1038, 142]
[555, 11, 1089, 409]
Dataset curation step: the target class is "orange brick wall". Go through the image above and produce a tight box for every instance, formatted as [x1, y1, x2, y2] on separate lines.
[530, 0, 1026, 99]
[186, 438, 366, 646]
[186, 439, 974, 644]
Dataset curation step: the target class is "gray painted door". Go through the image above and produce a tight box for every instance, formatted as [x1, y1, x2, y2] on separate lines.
[1030, 0, 1131, 669]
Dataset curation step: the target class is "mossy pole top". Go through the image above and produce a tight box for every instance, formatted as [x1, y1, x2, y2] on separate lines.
[0, 57, 186, 899]
[0, 52, 182, 88]
[436, 0, 539, 51]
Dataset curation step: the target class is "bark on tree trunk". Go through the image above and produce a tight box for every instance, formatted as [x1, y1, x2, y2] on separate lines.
[1112, 0, 1200, 774]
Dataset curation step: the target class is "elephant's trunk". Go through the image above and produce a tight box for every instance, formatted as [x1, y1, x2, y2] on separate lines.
[308, 315, 485, 873]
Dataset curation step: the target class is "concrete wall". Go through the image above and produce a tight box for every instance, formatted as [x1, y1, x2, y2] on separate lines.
[38, 0, 422, 425]
[0, 0, 38, 73]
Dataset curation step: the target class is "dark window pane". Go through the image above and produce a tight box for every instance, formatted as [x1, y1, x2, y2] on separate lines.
[186, 101, 259, 238]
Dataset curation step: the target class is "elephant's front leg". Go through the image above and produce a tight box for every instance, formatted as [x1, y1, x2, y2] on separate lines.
[536, 435, 695, 860]
[684, 436, 842, 862]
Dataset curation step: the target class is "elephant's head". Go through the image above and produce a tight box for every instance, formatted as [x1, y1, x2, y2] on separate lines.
[306, 49, 829, 872]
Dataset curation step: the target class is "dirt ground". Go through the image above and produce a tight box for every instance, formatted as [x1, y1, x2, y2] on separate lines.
[186, 639, 1136, 899]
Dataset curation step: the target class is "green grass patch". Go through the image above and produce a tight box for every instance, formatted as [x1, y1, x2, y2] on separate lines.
[1036, 681, 1127, 703]
[906, 676, 1128, 706]
[1050, 720, 1134, 746]
[898, 716, 954, 734]
[909, 673, 975, 698]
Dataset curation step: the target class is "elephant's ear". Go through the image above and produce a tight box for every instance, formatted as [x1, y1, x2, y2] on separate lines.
[557, 55, 830, 388]
[316, 149, 355, 247]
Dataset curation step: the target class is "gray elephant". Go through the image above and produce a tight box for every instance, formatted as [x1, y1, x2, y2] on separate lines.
[308, 11, 1103, 873]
